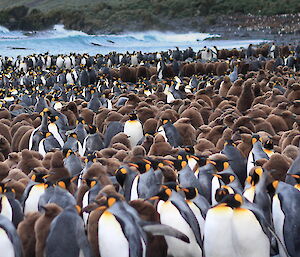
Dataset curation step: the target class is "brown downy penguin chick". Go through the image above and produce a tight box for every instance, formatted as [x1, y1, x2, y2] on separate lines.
[148, 134, 174, 156]
[174, 118, 197, 146]
[109, 133, 131, 149]
[0, 108, 11, 120]
[252, 118, 276, 136]
[205, 125, 227, 146]
[66, 101, 79, 118]
[216, 127, 233, 150]
[42, 152, 54, 170]
[194, 138, 216, 154]
[112, 150, 128, 162]
[10, 121, 31, 139]
[97, 158, 121, 176]
[97, 148, 118, 159]
[236, 80, 254, 113]
[4, 153, 20, 168]
[0, 162, 9, 181]
[80, 108, 95, 125]
[111, 143, 129, 152]
[47, 151, 71, 183]
[0, 121, 12, 143]
[219, 76, 232, 97]
[180, 107, 204, 129]
[197, 125, 212, 139]
[141, 135, 154, 154]
[34, 203, 63, 257]
[232, 116, 255, 132]
[4, 179, 26, 200]
[282, 145, 299, 160]
[136, 106, 156, 124]
[266, 114, 289, 133]
[123, 146, 146, 163]
[94, 108, 111, 133]
[263, 153, 291, 181]
[143, 118, 158, 135]
[0, 135, 11, 159]
[279, 110, 297, 130]
[11, 125, 33, 152]
[17, 149, 43, 175]
[227, 78, 244, 97]
[289, 100, 300, 115]
[237, 133, 253, 158]
[11, 113, 32, 127]
[129, 200, 168, 257]
[17, 212, 41, 257]
[245, 108, 268, 119]
[18, 128, 34, 151]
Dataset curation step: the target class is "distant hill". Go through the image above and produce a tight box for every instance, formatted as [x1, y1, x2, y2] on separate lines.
[0, 0, 299, 33]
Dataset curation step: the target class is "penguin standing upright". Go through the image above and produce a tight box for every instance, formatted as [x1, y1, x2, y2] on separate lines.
[272, 181, 300, 257]
[247, 134, 269, 176]
[157, 118, 182, 147]
[124, 113, 143, 148]
[0, 214, 23, 257]
[45, 205, 92, 257]
[150, 187, 203, 257]
[82, 125, 104, 156]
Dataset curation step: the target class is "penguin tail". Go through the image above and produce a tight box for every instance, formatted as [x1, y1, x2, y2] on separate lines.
[142, 224, 190, 243]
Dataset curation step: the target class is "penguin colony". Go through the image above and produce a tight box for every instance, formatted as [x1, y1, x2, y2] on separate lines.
[0, 43, 298, 257]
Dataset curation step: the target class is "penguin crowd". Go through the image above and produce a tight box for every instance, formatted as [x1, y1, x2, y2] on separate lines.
[0, 43, 298, 257]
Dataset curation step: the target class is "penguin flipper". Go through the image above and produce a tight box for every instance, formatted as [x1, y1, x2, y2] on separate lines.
[142, 224, 190, 243]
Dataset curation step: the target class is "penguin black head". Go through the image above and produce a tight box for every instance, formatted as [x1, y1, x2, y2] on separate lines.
[166, 159, 187, 171]
[68, 133, 78, 139]
[161, 181, 180, 192]
[263, 139, 274, 150]
[149, 188, 172, 202]
[49, 115, 58, 123]
[115, 167, 129, 187]
[63, 149, 75, 158]
[0, 183, 5, 194]
[56, 177, 76, 190]
[128, 113, 138, 121]
[224, 139, 237, 147]
[207, 159, 230, 172]
[85, 152, 97, 163]
[247, 167, 263, 186]
[287, 173, 300, 184]
[251, 134, 262, 144]
[87, 125, 97, 134]
[217, 173, 236, 185]
[181, 187, 198, 200]
[31, 172, 49, 183]
[215, 186, 233, 203]
[162, 118, 170, 125]
[83, 178, 98, 188]
[220, 193, 243, 208]
[128, 159, 152, 174]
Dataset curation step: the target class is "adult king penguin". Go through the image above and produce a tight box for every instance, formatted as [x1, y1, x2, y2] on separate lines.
[124, 113, 144, 148]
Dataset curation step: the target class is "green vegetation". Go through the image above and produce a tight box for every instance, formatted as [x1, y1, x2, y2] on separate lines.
[0, 0, 299, 33]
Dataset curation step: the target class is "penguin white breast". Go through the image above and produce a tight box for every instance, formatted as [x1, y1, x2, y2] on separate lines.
[130, 175, 140, 201]
[0, 228, 15, 257]
[187, 201, 205, 239]
[160, 201, 202, 257]
[157, 126, 168, 142]
[246, 150, 254, 176]
[0, 196, 12, 221]
[204, 205, 236, 257]
[272, 194, 286, 257]
[82, 191, 90, 226]
[232, 208, 270, 257]
[243, 186, 255, 203]
[48, 123, 64, 147]
[211, 176, 221, 206]
[98, 211, 129, 257]
[24, 184, 46, 215]
[38, 139, 47, 157]
[124, 121, 143, 148]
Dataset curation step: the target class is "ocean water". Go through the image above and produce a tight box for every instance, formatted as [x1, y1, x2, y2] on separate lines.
[0, 24, 266, 57]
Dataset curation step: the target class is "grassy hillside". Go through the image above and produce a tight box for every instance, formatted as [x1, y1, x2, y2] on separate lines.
[0, 0, 299, 33]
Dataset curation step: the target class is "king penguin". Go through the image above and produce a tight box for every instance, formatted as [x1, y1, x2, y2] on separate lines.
[272, 181, 300, 257]
[45, 205, 93, 257]
[150, 187, 203, 257]
[124, 113, 144, 148]
[0, 214, 23, 257]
